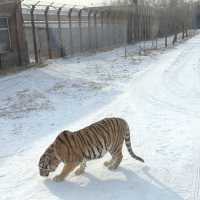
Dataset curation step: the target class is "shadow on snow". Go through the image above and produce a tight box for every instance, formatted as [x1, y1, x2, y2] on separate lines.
[44, 166, 183, 200]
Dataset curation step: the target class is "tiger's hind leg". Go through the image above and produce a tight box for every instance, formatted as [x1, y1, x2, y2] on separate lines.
[107, 152, 123, 170]
[75, 160, 87, 175]
[105, 144, 123, 170]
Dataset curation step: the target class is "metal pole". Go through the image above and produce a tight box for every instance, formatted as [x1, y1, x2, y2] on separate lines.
[139, 5, 143, 52]
[94, 10, 98, 51]
[131, 7, 135, 43]
[145, 6, 148, 42]
[146, 6, 149, 41]
[100, 11, 104, 48]
[116, 11, 121, 45]
[30, 3, 39, 63]
[68, 8, 74, 55]
[14, 3, 22, 65]
[57, 6, 65, 57]
[78, 9, 83, 53]
[88, 9, 92, 51]
[155, 8, 158, 49]
[136, 5, 140, 42]
[106, 10, 111, 47]
[44, 5, 52, 59]
[143, 6, 146, 50]
[112, 11, 117, 45]
[165, 9, 168, 48]
[127, 8, 131, 44]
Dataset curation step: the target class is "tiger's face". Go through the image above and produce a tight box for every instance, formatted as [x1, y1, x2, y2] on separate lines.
[39, 145, 60, 177]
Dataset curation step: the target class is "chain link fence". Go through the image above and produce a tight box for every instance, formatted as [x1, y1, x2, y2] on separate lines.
[22, 1, 200, 64]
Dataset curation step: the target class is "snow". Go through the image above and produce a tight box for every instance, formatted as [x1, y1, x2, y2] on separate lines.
[1, 34, 200, 200]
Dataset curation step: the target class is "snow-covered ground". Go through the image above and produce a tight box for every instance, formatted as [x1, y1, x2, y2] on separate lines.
[1, 34, 200, 200]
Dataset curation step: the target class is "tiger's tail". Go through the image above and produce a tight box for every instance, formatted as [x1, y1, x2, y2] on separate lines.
[124, 123, 144, 163]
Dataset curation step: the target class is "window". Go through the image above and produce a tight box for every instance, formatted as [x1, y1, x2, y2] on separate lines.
[0, 17, 10, 52]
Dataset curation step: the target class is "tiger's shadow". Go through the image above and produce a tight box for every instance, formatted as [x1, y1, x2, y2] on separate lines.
[44, 166, 183, 200]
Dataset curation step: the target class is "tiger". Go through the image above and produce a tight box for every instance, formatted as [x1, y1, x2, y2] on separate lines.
[39, 117, 144, 182]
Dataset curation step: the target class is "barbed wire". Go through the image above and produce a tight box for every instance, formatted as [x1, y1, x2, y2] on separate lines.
[22, 0, 105, 8]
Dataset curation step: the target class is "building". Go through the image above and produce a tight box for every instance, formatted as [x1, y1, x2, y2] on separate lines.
[0, 0, 29, 68]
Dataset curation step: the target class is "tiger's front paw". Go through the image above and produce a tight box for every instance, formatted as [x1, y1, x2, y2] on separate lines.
[53, 175, 65, 182]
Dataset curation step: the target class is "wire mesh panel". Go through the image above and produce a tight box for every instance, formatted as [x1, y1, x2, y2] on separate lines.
[22, 1, 199, 64]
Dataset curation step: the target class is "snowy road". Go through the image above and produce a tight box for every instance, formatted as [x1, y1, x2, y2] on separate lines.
[1, 34, 200, 200]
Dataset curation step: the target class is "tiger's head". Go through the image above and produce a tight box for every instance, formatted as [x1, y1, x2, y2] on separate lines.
[39, 144, 61, 177]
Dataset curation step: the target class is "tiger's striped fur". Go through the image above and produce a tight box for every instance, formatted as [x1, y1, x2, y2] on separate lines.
[39, 118, 144, 182]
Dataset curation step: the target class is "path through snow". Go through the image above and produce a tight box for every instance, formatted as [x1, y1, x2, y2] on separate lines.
[1, 35, 200, 200]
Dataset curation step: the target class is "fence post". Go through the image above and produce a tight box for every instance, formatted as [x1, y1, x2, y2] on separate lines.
[155, 8, 158, 49]
[112, 10, 118, 45]
[186, 3, 190, 37]
[100, 11, 104, 48]
[165, 9, 168, 47]
[138, 6, 142, 42]
[131, 8, 134, 42]
[106, 10, 111, 47]
[131, 1, 137, 42]
[144, 6, 147, 43]
[182, 23, 185, 39]
[44, 5, 52, 59]
[143, 6, 146, 41]
[138, 6, 141, 42]
[57, 6, 65, 57]
[78, 8, 83, 53]
[150, 7, 153, 48]
[134, 5, 137, 41]
[116, 11, 121, 45]
[110, 10, 114, 45]
[146, 6, 148, 41]
[146, 6, 149, 41]
[68, 8, 74, 55]
[139, 5, 143, 52]
[148, 6, 151, 41]
[30, 4, 39, 63]
[87, 9, 92, 51]
[94, 10, 98, 51]
[182, 5, 185, 39]
[141, 6, 144, 41]
[165, 32, 168, 47]
[172, 6, 178, 45]
[127, 7, 131, 44]
[14, 4, 22, 66]
[172, 25, 178, 45]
